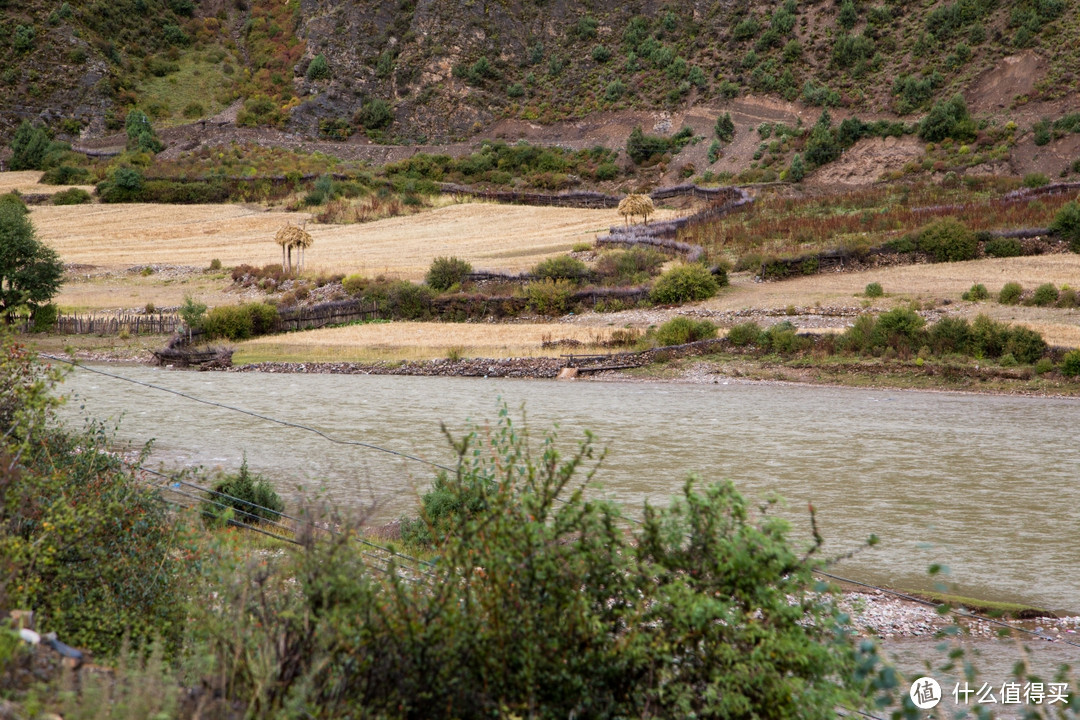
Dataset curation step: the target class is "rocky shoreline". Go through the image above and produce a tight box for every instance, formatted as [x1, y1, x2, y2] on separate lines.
[230, 356, 568, 378]
[841, 590, 1080, 641]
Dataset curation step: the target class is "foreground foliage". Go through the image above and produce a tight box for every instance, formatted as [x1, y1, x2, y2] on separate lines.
[206, 408, 893, 718]
[0, 333, 192, 657]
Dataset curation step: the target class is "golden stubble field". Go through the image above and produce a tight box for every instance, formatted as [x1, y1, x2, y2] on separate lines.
[705, 255, 1080, 347]
[1, 171, 95, 196]
[235, 322, 617, 363]
[33, 201, 662, 277]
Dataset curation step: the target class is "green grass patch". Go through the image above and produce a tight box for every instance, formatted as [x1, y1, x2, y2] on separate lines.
[136, 45, 240, 126]
[898, 589, 1053, 620]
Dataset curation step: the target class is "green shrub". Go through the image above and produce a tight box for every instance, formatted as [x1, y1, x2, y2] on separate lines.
[864, 282, 884, 298]
[762, 320, 807, 353]
[970, 314, 1009, 358]
[1032, 118, 1052, 146]
[40, 164, 90, 185]
[595, 162, 619, 180]
[0, 193, 28, 215]
[839, 314, 876, 354]
[1022, 172, 1050, 188]
[726, 321, 764, 347]
[1004, 326, 1047, 364]
[355, 98, 393, 130]
[604, 80, 626, 101]
[787, 153, 805, 182]
[0, 337, 193, 657]
[1050, 201, 1080, 252]
[868, 307, 926, 354]
[883, 234, 917, 254]
[714, 112, 735, 142]
[918, 218, 977, 262]
[200, 456, 284, 527]
[534, 255, 590, 282]
[1062, 349, 1080, 377]
[918, 94, 976, 142]
[983, 236, 1023, 258]
[650, 264, 719, 304]
[202, 302, 278, 340]
[626, 126, 694, 164]
[961, 283, 990, 301]
[998, 281, 1023, 305]
[385, 281, 434, 319]
[51, 187, 91, 205]
[426, 256, 473, 291]
[10, 121, 55, 170]
[30, 302, 58, 332]
[654, 316, 717, 346]
[1030, 282, 1058, 306]
[592, 45, 611, 62]
[330, 410, 891, 718]
[342, 274, 368, 296]
[306, 53, 331, 81]
[928, 317, 971, 355]
[526, 278, 574, 315]
[594, 247, 666, 284]
[1058, 287, 1078, 308]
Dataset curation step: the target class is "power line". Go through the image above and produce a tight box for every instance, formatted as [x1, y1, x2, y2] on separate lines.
[131, 461, 437, 571]
[45, 355, 1080, 650]
[42, 354, 455, 473]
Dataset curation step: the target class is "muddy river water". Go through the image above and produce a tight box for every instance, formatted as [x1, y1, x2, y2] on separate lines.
[58, 365, 1079, 616]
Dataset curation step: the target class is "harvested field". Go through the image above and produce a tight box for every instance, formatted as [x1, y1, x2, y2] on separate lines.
[235, 322, 618, 364]
[707, 255, 1080, 311]
[569, 255, 1080, 347]
[0, 170, 95, 196]
[32, 201, 672, 278]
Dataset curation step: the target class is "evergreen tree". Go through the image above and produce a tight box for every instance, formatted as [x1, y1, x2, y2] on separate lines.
[0, 205, 63, 321]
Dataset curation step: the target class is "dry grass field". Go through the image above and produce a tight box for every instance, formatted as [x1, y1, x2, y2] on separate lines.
[235, 322, 617, 363]
[1, 171, 95, 195]
[698, 255, 1080, 346]
[32, 200, 666, 277]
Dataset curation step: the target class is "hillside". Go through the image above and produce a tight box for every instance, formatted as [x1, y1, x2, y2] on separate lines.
[1, 0, 1078, 147]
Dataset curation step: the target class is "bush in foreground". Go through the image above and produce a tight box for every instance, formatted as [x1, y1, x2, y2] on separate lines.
[0, 332, 192, 657]
[204, 408, 893, 717]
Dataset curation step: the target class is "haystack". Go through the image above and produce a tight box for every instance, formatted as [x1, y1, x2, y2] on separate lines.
[618, 194, 654, 226]
[274, 223, 313, 273]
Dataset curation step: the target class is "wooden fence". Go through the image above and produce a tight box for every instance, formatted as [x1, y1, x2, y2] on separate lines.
[16, 313, 181, 335]
[274, 300, 379, 331]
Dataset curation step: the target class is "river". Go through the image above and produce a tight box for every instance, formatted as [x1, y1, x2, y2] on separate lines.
[57, 365, 1080, 615]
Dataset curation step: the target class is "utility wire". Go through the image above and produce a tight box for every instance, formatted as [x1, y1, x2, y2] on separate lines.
[143, 468, 436, 582]
[43, 355, 455, 473]
[46, 355, 1080, 649]
[131, 462, 437, 571]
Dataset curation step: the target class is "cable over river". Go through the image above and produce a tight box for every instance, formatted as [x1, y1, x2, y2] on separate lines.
[58, 365, 1080, 614]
